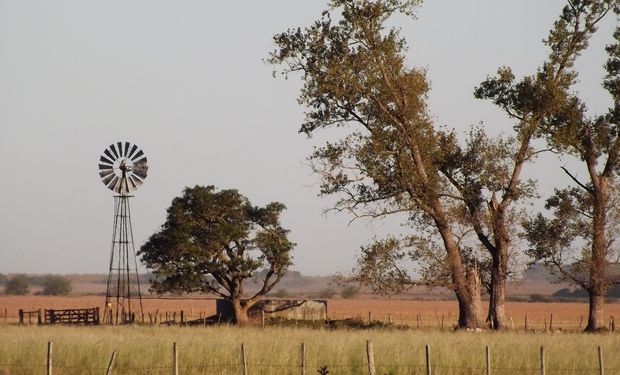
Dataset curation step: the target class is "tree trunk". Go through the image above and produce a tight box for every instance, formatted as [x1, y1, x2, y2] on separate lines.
[585, 291, 605, 331]
[489, 251, 508, 330]
[435, 218, 485, 329]
[487, 201, 510, 330]
[232, 299, 249, 325]
[585, 177, 609, 332]
[456, 265, 485, 329]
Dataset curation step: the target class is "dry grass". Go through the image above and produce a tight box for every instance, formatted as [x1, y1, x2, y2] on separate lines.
[2, 296, 620, 330]
[0, 325, 619, 374]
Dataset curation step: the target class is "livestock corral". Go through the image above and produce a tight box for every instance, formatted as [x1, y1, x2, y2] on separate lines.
[1, 296, 620, 374]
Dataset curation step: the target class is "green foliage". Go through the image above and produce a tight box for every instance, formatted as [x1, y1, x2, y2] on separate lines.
[4, 274, 29, 295]
[274, 289, 290, 298]
[318, 288, 336, 299]
[139, 185, 295, 320]
[340, 285, 360, 299]
[40, 275, 72, 296]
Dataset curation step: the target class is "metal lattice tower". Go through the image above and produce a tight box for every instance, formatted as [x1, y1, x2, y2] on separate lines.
[98, 142, 148, 324]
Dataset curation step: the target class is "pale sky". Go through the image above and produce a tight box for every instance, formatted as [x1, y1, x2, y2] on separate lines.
[0, 1, 617, 275]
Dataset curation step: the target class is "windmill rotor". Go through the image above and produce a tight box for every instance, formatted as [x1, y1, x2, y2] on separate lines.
[98, 141, 148, 195]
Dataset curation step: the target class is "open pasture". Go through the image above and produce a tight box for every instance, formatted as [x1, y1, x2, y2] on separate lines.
[0, 325, 619, 374]
[2, 296, 619, 331]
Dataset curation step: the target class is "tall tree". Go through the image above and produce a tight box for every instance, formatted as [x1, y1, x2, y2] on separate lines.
[270, 0, 485, 328]
[471, 0, 614, 329]
[139, 186, 295, 323]
[527, 10, 620, 331]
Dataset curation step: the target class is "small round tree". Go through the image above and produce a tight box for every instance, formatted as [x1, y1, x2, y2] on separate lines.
[5, 274, 29, 295]
[139, 185, 295, 323]
[41, 275, 72, 296]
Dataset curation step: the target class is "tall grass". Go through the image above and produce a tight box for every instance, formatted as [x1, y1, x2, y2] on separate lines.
[0, 324, 618, 374]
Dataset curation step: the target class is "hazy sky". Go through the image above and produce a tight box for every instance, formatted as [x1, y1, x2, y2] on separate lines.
[0, 1, 617, 275]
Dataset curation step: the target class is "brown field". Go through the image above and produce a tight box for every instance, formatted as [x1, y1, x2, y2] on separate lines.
[1, 295, 619, 331]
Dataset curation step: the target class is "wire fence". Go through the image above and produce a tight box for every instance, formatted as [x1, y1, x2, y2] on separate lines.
[0, 341, 613, 375]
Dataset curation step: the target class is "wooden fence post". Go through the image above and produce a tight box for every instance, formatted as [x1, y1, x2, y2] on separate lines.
[425, 345, 431, 375]
[368, 311, 372, 324]
[37, 309, 42, 325]
[261, 310, 265, 327]
[241, 343, 248, 375]
[47, 341, 53, 375]
[540, 345, 545, 375]
[300, 343, 306, 375]
[598, 346, 604, 375]
[18, 309, 23, 325]
[172, 342, 178, 375]
[366, 340, 376, 375]
[525, 314, 528, 331]
[510, 317, 515, 331]
[549, 314, 553, 331]
[486, 346, 491, 375]
[105, 351, 117, 375]
[4, 308, 7, 323]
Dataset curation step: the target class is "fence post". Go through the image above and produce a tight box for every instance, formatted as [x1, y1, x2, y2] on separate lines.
[368, 311, 372, 324]
[241, 343, 248, 375]
[4, 308, 7, 323]
[300, 343, 306, 375]
[425, 345, 431, 375]
[366, 340, 376, 375]
[510, 317, 515, 331]
[549, 314, 553, 331]
[18, 309, 23, 325]
[486, 346, 491, 375]
[47, 341, 53, 375]
[105, 351, 117, 375]
[38, 309, 42, 325]
[525, 314, 528, 331]
[261, 310, 265, 327]
[540, 345, 545, 375]
[172, 342, 178, 375]
[598, 346, 604, 375]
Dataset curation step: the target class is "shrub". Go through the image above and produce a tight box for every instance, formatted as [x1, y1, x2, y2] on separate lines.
[274, 289, 290, 298]
[318, 288, 336, 299]
[4, 274, 29, 295]
[40, 275, 72, 296]
[341, 286, 360, 299]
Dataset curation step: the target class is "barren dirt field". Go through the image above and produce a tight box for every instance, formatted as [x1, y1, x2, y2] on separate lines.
[2, 295, 619, 331]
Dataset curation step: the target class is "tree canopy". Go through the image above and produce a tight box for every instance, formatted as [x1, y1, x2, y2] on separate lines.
[139, 185, 295, 323]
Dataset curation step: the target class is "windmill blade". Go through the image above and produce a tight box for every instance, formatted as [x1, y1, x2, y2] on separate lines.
[103, 149, 115, 162]
[131, 149, 144, 162]
[123, 142, 130, 157]
[99, 155, 114, 165]
[106, 176, 119, 191]
[127, 144, 138, 159]
[129, 175, 143, 187]
[98, 163, 113, 171]
[102, 172, 115, 185]
[127, 175, 138, 190]
[99, 169, 114, 179]
[117, 142, 124, 157]
[109, 144, 120, 159]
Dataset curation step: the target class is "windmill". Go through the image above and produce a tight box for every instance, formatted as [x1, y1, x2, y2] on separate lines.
[98, 142, 148, 324]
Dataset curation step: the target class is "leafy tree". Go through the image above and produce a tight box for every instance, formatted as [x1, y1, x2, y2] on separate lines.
[270, 0, 486, 328]
[340, 285, 360, 299]
[139, 185, 295, 323]
[0, 274, 6, 285]
[40, 275, 72, 296]
[524, 2, 620, 331]
[4, 274, 29, 295]
[274, 289, 290, 298]
[318, 287, 336, 299]
[455, 1, 614, 329]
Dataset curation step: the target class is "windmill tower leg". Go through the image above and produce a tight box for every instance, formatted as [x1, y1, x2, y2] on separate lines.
[104, 195, 143, 324]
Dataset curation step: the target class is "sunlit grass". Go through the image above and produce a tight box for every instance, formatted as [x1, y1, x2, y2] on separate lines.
[0, 324, 618, 374]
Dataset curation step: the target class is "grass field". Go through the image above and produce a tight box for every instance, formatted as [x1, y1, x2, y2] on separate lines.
[2, 296, 620, 331]
[0, 325, 618, 374]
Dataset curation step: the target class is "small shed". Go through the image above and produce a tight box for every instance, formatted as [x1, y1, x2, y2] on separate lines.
[216, 299, 327, 321]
